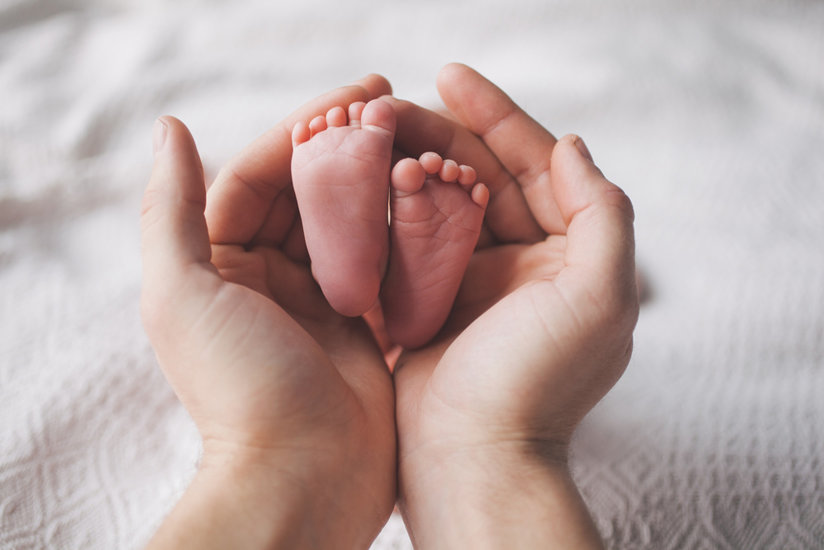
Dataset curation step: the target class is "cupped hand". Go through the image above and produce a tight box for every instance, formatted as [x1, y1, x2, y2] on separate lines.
[140, 76, 396, 548]
[385, 64, 639, 547]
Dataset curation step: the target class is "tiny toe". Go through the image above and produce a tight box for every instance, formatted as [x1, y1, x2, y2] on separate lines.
[309, 115, 327, 137]
[419, 152, 443, 174]
[391, 158, 426, 194]
[292, 121, 310, 147]
[348, 101, 366, 126]
[471, 183, 490, 209]
[458, 165, 477, 188]
[326, 106, 347, 127]
[439, 159, 460, 182]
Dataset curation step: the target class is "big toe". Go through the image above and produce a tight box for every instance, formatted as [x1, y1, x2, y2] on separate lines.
[391, 158, 426, 194]
[361, 98, 396, 136]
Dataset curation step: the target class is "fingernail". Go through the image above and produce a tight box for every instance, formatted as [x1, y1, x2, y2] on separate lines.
[152, 118, 168, 156]
[574, 136, 593, 162]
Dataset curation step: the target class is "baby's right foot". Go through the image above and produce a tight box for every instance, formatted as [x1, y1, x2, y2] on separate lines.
[291, 99, 396, 317]
[381, 153, 489, 348]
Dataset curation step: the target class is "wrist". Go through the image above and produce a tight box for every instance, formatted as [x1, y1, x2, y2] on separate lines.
[147, 442, 386, 550]
[398, 443, 603, 550]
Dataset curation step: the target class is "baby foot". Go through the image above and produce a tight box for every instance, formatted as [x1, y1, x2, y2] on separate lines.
[291, 99, 395, 317]
[381, 153, 489, 348]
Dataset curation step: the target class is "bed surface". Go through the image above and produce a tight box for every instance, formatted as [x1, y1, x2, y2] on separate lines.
[1, 0, 823, 548]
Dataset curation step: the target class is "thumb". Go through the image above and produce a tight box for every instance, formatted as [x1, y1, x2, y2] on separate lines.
[141, 117, 218, 346]
[551, 134, 638, 326]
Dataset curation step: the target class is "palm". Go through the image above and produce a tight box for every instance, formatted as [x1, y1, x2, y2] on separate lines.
[198, 157, 398, 530]
[196, 239, 393, 452]
[394, 236, 583, 458]
[389, 64, 636, 472]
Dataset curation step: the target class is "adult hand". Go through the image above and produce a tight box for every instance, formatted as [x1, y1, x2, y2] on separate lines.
[386, 64, 639, 549]
[140, 76, 396, 550]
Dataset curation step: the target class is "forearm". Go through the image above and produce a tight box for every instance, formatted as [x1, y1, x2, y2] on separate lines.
[398, 449, 603, 550]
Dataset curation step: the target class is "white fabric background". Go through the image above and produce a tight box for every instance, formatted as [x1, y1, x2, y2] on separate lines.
[1, 0, 823, 548]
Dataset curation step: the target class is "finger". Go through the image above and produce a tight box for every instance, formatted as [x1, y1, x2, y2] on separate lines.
[356, 72, 394, 99]
[141, 117, 220, 346]
[552, 135, 638, 323]
[384, 95, 544, 245]
[142, 116, 212, 275]
[205, 74, 393, 246]
[436, 63, 566, 235]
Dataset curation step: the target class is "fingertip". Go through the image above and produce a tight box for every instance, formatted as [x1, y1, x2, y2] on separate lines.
[436, 63, 510, 129]
[353, 73, 393, 99]
[553, 134, 635, 222]
[152, 116, 191, 157]
[376, 93, 398, 106]
[148, 116, 203, 187]
[152, 117, 168, 156]
[436, 62, 474, 88]
[572, 135, 594, 163]
[551, 134, 617, 224]
[558, 134, 592, 161]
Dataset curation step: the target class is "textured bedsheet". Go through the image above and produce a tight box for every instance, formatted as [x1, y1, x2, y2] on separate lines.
[1, 0, 823, 548]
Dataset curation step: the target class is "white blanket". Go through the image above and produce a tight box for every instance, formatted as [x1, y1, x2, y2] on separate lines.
[2, 0, 823, 547]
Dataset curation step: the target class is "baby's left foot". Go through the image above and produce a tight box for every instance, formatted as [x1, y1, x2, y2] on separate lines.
[381, 153, 489, 348]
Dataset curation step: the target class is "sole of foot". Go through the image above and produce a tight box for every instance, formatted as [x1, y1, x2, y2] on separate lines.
[291, 99, 396, 317]
[381, 152, 489, 348]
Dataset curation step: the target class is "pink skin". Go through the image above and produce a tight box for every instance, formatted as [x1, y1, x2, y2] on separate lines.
[291, 99, 395, 317]
[292, 101, 487, 345]
[381, 152, 489, 349]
